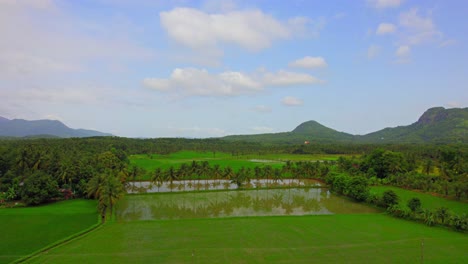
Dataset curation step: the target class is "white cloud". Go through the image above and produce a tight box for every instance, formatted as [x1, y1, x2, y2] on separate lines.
[252, 105, 272, 113]
[262, 70, 323, 86]
[0, 0, 153, 77]
[398, 8, 442, 45]
[396, 45, 410, 57]
[159, 7, 313, 51]
[0, 0, 54, 9]
[288, 56, 327, 69]
[439, 39, 457, 47]
[394, 45, 411, 63]
[143, 68, 261, 96]
[144, 68, 323, 97]
[446, 102, 461, 108]
[368, 0, 404, 9]
[367, 45, 381, 59]
[376, 23, 396, 35]
[282, 96, 303, 106]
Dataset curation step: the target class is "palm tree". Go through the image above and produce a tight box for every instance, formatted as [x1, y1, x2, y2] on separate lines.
[151, 168, 164, 192]
[166, 166, 178, 192]
[98, 174, 125, 222]
[87, 171, 125, 222]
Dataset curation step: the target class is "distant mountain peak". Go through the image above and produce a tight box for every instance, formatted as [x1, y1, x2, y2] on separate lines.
[417, 107, 448, 125]
[223, 106, 467, 144]
[292, 120, 334, 134]
[0, 117, 112, 138]
[0, 116, 9, 123]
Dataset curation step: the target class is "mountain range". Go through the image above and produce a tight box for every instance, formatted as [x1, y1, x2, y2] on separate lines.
[223, 107, 467, 144]
[1, 107, 466, 142]
[0, 117, 112, 138]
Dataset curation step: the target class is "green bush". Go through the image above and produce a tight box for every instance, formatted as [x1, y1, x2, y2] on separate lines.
[382, 190, 399, 208]
[21, 171, 59, 205]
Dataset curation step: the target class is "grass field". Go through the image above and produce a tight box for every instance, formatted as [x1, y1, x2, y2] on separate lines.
[370, 186, 468, 215]
[27, 214, 467, 263]
[130, 151, 349, 179]
[0, 199, 98, 264]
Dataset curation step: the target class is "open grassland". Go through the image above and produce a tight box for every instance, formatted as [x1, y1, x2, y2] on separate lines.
[130, 151, 350, 179]
[0, 200, 97, 264]
[371, 186, 468, 215]
[28, 214, 467, 263]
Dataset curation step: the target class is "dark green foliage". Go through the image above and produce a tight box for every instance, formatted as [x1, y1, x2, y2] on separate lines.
[382, 190, 399, 208]
[21, 171, 59, 205]
[347, 176, 370, 201]
[361, 149, 410, 178]
[407, 197, 422, 213]
[330, 174, 350, 195]
[450, 214, 467, 231]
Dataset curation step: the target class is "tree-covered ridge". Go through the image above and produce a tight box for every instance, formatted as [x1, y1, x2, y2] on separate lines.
[0, 117, 112, 138]
[223, 107, 468, 144]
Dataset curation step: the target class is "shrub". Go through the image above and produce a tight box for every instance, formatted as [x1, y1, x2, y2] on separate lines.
[347, 176, 370, 202]
[407, 197, 422, 213]
[21, 171, 59, 205]
[450, 214, 467, 231]
[382, 190, 399, 208]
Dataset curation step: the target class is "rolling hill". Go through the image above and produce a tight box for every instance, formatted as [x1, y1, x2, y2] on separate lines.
[0, 117, 112, 138]
[223, 107, 467, 144]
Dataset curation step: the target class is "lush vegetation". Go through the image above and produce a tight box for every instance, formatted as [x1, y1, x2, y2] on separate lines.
[28, 214, 468, 263]
[0, 199, 97, 264]
[0, 136, 466, 262]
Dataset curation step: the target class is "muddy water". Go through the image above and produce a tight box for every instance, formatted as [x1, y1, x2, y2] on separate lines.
[116, 188, 380, 221]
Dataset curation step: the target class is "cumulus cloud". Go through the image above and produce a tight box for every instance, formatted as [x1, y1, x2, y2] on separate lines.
[376, 23, 396, 35]
[398, 8, 442, 45]
[143, 68, 261, 96]
[144, 68, 323, 97]
[439, 39, 457, 47]
[0, 0, 152, 77]
[394, 45, 411, 63]
[368, 0, 404, 9]
[288, 56, 327, 69]
[159, 7, 314, 51]
[262, 70, 323, 86]
[367, 45, 381, 59]
[396, 45, 410, 57]
[282, 96, 303, 106]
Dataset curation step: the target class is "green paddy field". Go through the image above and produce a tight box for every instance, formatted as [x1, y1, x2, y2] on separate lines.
[0, 200, 97, 264]
[23, 188, 468, 264]
[129, 151, 350, 180]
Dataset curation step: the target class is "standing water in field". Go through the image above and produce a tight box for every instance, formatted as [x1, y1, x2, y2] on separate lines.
[127, 179, 322, 193]
[116, 188, 380, 221]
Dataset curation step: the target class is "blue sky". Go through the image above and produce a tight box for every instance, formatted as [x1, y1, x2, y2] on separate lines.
[1, 0, 467, 137]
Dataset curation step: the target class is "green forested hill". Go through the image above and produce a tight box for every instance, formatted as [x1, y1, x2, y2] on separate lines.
[223, 107, 468, 144]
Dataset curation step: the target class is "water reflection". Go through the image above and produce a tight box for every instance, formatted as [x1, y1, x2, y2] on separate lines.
[116, 188, 379, 221]
[127, 179, 322, 193]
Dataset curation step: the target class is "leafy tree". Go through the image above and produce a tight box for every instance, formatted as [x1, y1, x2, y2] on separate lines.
[98, 174, 125, 222]
[331, 174, 350, 195]
[407, 197, 422, 213]
[382, 190, 399, 208]
[87, 171, 125, 222]
[347, 176, 370, 201]
[21, 171, 59, 205]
